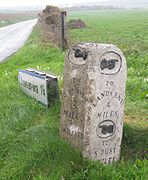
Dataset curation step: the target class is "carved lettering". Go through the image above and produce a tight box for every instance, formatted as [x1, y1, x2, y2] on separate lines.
[101, 147, 116, 155]
[63, 128, 84, 138]
[102, 140, 110, 146]
[106, 81, 114, 86]
[97, 111, 118, 118]
[64, 110, 78, 119]
[96, 91, 124, 105]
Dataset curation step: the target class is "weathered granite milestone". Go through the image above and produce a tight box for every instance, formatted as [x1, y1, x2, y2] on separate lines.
[60, 43, 127, 164]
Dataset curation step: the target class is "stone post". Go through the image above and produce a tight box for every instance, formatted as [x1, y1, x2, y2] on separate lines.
[60, 43, 127, 164]
[61, 11, 67, 50]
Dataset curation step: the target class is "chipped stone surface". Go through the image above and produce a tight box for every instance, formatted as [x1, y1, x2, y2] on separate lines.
[18, 69, 59, 106]
[60, 43, 127, 164]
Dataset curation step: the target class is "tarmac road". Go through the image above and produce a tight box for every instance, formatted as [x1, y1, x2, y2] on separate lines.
[0, 19, 37, 63]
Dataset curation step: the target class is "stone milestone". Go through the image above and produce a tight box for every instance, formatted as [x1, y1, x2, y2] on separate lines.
[37, 5, 67, 49]
[60, 43, 127, 164]
[18, 68, 59, 106]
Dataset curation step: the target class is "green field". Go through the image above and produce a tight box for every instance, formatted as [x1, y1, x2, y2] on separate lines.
[0, 10, 148, 179]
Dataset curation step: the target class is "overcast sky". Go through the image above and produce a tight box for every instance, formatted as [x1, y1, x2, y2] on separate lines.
[0, 0, 108, 7]
[0, 0, 147, 8]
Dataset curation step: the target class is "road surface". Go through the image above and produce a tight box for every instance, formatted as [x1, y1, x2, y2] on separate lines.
[0, 19, 37, 63]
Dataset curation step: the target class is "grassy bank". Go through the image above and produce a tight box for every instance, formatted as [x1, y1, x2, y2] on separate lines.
[0, 10, 147, 179]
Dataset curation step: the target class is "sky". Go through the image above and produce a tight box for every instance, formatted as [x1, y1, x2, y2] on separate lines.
[0, 0, 108, 7]
[0, 0, 147, 8]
